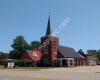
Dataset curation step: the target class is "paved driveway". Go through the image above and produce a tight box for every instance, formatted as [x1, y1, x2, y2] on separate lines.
[0, 66, 100, 80]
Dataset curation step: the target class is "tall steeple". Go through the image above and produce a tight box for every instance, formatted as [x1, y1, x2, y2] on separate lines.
[46, 14, 52, 36]
[41, 14, 59, 66]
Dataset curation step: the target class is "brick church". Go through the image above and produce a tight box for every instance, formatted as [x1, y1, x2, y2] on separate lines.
[22, 15, 87, 67]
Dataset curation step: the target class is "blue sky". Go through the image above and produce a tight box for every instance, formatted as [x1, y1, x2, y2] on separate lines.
[0, 0, 100, 53]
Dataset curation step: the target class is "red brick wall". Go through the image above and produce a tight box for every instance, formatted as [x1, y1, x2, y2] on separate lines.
[21, 53, 31, 60]
[41, 36, 59, 64]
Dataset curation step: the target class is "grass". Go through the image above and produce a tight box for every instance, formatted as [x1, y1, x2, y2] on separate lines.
[0, 65, 54, 70]
[0, 65, 4, 69]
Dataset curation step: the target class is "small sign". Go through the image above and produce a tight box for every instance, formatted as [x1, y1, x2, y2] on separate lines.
[8, 62, 14, 68]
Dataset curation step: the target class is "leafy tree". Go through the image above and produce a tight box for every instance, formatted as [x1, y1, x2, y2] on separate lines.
[78, 49, 86, 57]
[87, 49, 100, 60]
[0, 52, 5, 59]
[0, 52, 9, 59]
[9, 36, 29, 59]
[9, 50, 18, 59]
[96, 50, 100, 60]
[87, 50, 97, 57]
[30, 41, 41, 49]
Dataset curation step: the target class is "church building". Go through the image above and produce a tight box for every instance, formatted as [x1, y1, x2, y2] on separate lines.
[40, 15, 87, 67]
[21, 15, 87, 67]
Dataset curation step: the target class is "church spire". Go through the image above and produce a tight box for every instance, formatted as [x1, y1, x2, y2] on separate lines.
[46, 14, 52, 36]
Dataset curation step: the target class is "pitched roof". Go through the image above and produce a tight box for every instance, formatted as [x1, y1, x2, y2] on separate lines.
[26, 50, 42, 61]
[58, 45, 85, 58]
[26, 50, 33, 54]
[77, 53, 85, 58]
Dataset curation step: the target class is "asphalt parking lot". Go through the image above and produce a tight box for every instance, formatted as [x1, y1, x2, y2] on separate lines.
[0, 66, 100, 80]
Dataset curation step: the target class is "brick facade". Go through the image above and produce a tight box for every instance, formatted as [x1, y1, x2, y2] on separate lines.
[41, 36, 59, 66]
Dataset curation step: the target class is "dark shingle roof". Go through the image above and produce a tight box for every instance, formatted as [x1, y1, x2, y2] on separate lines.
[77, 53, 85, 58]
[26, 50, 33, 54]
[58, 45, 84, 58]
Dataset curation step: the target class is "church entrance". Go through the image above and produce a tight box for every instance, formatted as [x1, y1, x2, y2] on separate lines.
[54, 58, 74, 67]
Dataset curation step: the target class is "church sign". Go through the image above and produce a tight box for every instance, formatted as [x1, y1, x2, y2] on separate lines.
[8, 62, 14, 68]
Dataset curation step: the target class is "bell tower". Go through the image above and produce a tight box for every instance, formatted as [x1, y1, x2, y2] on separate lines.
[41, 15, 59, 66]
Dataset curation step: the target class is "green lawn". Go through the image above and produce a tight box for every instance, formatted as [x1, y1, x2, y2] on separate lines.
[0, 65, 4, 69]
[0, 65, 55, 70]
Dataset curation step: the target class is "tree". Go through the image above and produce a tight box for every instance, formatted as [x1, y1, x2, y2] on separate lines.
[0, 52, 9, 59]
[9, 36, 29, 59]
[97, 50, 100, 59]
[87, 49, 100, 60]
[0, 52, 5, 59]
[78, 49, 86, 57]
[9, 50, 18, 59]
[30, 41, 41, 49]
[87, 50, 97, 57]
